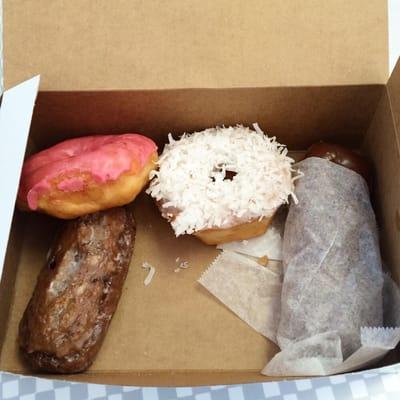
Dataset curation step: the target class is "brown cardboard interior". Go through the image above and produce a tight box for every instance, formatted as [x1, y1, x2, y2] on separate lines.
[3, 0, 388, 90]
[1, 82, 400, 387]
[28, 85, 382, 152]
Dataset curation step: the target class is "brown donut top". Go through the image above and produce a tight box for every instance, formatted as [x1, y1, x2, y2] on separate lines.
[305, 142, 371, 183]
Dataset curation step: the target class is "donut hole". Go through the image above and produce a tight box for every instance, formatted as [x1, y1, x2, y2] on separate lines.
[224, 170, 237, 181]
[210, 165, 238, 182]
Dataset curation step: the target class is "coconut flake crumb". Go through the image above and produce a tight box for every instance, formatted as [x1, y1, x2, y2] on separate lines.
[174, 260, 190, 273]
[142, 261, 156, 286]
[147, 124, 298, 236]
[179, 261, 189, 269]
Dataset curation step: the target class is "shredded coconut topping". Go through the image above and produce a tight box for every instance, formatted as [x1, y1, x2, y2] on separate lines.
[147, 124, 297, 236]
[142, 261, 156, 286]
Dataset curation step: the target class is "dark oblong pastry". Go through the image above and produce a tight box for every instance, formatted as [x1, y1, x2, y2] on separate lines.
[18, 207, 135, 373]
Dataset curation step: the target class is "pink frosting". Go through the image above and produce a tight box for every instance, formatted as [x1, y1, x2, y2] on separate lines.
[18, 134, 157, 210]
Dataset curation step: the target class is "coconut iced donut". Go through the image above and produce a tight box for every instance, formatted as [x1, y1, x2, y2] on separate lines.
[147, 124, 296, 245]
[18, 134, 158, 219]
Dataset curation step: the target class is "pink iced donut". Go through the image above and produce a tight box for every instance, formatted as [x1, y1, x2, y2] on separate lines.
[18, 134, 158, 218]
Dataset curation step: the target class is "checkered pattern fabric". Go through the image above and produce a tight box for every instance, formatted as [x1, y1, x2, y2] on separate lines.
[1, 365, 400, 400]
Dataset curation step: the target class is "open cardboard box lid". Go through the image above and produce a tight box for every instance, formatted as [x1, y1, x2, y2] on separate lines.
[2, 0, 400, 390]
[4, 0, 389, 90]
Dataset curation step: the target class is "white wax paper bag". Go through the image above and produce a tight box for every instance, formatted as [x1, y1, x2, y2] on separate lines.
[278, 157, 383, 353]
[198, 251, 282, 342]
[263, 157, 399, 376]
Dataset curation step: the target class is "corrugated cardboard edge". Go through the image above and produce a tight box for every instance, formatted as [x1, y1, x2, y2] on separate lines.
[0, 76, 40, 369]
[0, 76, 40, 277]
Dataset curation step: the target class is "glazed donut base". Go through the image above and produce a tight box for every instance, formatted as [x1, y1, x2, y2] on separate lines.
[21, 153, 158, 219]
[194, 216, 274, 245]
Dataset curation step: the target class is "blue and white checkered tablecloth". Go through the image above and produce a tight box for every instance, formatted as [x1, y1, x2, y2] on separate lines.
[1, 365, 400, 400]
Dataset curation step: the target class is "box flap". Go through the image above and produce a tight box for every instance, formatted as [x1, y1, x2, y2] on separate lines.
[0, 76, 40, 276]
[4, 0, 388, 90]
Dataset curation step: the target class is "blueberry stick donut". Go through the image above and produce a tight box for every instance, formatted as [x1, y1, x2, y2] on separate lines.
[147, 124, 296, 245]
[18, 134, 158, 219]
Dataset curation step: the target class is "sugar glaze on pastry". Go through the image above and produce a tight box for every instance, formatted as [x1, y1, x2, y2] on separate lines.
[18, 207, 135, 373]
[18, 134, 158, 219]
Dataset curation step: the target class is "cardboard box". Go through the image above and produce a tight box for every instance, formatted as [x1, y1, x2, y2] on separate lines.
[1, 0, 399, 387]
